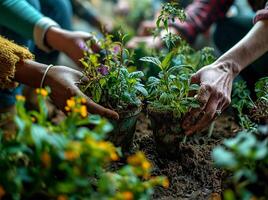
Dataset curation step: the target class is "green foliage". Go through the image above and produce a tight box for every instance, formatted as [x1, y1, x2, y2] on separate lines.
[231, 78, 268, 131]
[0, 90, 167, 199]
[156, 2, 186, 31]
[141, 45, 215, 118]
[80, 33, 147, 111]
[141, 2, 215, 118]
[255, 77, 268, 100]
[212, 130, 268, 200]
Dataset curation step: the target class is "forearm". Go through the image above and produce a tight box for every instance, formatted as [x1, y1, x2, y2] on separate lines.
[0, 0, 59, 52]
[14, 60, 48, 88]
[215, 20, 268, 75]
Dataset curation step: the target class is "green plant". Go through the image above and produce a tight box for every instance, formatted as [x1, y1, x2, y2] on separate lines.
[231, 80, 257, 132]
[212, 130, 268, 200]
[141, 2, 215, 118]
[232, 78, 268, 131]
[0, 89, 167, 199]
[255, 77, 268, 100]
[80, 33, 148, 111]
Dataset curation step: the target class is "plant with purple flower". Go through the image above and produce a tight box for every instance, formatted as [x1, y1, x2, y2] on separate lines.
[97, 65, 109, 76]
[79, 33, 148, 110]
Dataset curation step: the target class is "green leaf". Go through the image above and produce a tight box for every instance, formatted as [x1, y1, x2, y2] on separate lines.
[135, 84, 148, 96]
[212, 146, 237, 168]
[129, 71, 144, 79]
[161, 51, 174, 71]
[140, 57, 162, 69]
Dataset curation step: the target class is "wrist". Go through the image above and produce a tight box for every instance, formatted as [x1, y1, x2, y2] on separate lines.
[45, 27, 68, 52]
[213, 59, 242, 77]
[15, 60, 48, 88]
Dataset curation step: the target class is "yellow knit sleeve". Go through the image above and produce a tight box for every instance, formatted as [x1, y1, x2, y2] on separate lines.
[0, 36, 34, 89]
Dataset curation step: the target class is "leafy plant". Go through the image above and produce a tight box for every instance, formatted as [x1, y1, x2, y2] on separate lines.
[212, 130, 268, 200]
[231, 80, 257, 132]
[231, 78, 268, 131]
[255, 77, 268, 99]
[80, 33, 148, 111]
[0, 89, 167, 199]
[141, 2, 215, 118]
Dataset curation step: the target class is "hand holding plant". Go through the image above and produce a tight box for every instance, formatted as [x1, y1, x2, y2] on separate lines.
[182, 61, 236, 135]
[43, 64, 119, 119]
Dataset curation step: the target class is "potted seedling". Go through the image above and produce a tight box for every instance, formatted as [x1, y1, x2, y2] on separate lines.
[79, 33, 148, 151]
[141, 2, 215, 157]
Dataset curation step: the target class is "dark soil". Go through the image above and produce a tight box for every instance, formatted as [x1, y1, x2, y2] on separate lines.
[131, 113, 239, 200]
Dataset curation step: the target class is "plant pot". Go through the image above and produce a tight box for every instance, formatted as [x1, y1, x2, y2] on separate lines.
[107, 106, 142, 151]
[147, 105, 184, 158]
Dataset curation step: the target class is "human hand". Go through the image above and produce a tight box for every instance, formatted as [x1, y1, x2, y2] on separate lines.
[182, 61, 240, 135]
[46, 27, 100, 66]
[44, 65, 119, 120]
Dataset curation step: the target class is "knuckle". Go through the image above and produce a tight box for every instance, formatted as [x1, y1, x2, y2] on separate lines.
[216, 91, 224, 99]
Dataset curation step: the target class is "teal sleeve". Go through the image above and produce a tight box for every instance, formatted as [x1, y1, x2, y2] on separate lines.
[0, 0, 43, 39]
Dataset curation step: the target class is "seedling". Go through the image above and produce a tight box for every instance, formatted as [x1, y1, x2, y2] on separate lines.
[80, 32, 148, 150]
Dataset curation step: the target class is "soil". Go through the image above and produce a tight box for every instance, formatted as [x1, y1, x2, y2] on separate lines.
[130, 112, 240, 200]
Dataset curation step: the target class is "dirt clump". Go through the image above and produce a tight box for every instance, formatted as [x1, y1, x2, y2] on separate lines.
[132, 113, 239, 200]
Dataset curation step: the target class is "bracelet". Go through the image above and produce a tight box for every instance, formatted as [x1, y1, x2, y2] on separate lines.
[40, 64, 54, 88]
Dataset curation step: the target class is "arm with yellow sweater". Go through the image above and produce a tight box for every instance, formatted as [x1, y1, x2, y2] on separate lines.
[0, 36, 118, 119]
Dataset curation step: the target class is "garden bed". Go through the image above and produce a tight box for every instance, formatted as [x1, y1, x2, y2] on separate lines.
[128, 112, 239, 200]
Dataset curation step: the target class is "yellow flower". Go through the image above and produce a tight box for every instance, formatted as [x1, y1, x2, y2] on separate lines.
[81, 97, 87, 104]
[127, 152, 146, 166]
[0, 185, 6, 199]
[65, 106, 70, 112]
[142, 161, 151, 170]
[36, 88, 48, 97]
[66, 99, 75, 108]
[16, 95, 25, 101]
[121, 191, 133, 200]
[40, 89, 48, 97]
[162, 178, 169, 188]
[80, 105, 88, 118]
[41, 152, 51, 168]
[110, 152, 119, 161]
[64, 150, 79, 161]
[57, 195, 68, 200]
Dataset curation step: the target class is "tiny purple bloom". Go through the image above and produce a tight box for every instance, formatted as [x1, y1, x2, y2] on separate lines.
[97, 65, 109, 76]
[113, 45, 121, 54]
[78, 41, 89, 52]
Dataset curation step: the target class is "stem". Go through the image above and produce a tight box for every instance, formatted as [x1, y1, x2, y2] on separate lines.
[208, 121, 215, 138]
[116, 44, 123, 105]
[182, 135, 187, 143]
